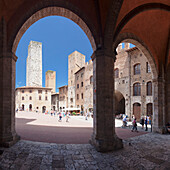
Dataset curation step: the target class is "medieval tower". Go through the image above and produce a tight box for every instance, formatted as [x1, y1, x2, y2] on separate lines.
[68, 51, 85, 108]
[45, 70, 56, 93]
[26, 41, 42, 87]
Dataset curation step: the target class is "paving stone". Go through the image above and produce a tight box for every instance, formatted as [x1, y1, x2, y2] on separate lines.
[0, 133, 169, 169]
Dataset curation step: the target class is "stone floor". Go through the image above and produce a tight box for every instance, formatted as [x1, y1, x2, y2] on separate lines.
[0, 133, 170, 170]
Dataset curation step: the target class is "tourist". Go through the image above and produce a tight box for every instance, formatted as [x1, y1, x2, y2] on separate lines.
[145, 116, 148, 131]
[58, 112, 62, 122]
[122, 115, 127, 127]
[66, 112, 69, 122]
[85, 112, 89, 120]
[131, 118, 138, 132]
[51, 109, 53, 116]
[140, 117, 144, 129]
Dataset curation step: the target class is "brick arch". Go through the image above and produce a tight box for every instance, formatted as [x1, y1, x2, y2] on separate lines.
[114, 3, 170, 42]
[9, 6, 97, 54]
[112, 32, 158, 80]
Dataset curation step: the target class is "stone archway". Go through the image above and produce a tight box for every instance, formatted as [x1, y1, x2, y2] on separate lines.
[115, 90, 125, 115]
[10, 7, 97, 54]
[112, 32, 168, 133]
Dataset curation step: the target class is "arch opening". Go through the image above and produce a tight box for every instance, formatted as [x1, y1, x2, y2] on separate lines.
[11, 7, 97, 54]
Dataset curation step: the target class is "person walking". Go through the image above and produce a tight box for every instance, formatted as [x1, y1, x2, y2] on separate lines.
[131, 118, 138, 132]
[58, 112, 62, 122]
[66, 112, 69, 122]
[145, 116, 148, 131]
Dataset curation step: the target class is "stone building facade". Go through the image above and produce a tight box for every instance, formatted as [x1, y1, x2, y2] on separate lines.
[59, 85, 68, 111]
[68, 51, 85, 108]
[15, 87, 52, 113]
[66, 46, 153, 120]
[51, 92, 59, 111]
[75, 60, 93, 113]
[26, 41, 42, 87]
[114, 43, 153, 121]
[45, 70, 56, 94]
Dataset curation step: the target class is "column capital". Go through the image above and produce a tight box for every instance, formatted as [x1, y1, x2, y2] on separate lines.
[0, 52, 18, 61]
[91, 49, 116, 61]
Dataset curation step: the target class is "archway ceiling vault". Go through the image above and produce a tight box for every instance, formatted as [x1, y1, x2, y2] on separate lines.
[115, 0, 170, 73]
[0, 0, 112, 51]
[118, 10, 170, 72]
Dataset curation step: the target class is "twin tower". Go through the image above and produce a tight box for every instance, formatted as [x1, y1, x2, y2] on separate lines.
[26, 41, 56, 93]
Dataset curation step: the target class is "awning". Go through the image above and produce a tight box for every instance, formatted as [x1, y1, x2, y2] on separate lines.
[65, 108, 81, 111]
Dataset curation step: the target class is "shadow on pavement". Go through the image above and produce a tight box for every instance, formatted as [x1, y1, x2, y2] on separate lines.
[16, 118, 148, 144]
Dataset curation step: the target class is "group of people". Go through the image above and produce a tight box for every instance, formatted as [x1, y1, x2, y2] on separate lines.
[122, 115, 152, 132]
[44, 110, 70, 122]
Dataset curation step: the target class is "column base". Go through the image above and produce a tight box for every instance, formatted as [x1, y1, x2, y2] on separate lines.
[152, 126, 166, 134]
[90, 134, 123, 152]
[0, 133, 20, 147]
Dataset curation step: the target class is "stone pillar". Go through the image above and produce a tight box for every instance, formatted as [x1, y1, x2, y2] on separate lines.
[0, 52, 20, 147]
[152, 77, 165, 133]
[90, 49, 123, 152]
[0, 17, 20, 147]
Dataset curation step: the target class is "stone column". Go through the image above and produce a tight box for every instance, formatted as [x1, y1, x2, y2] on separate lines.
[0, 17, 20, 147]
[90, 49, 123, 152]
[0, 52, 20, 147]
[152, 77, 165, 133]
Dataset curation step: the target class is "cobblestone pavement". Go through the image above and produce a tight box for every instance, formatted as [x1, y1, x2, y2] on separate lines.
[0, 133, 169, 170]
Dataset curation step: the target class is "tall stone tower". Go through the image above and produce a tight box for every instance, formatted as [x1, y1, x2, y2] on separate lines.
[68, 51, 85, 108]
[45, 70, 56, 93]
[26, 41, 42, 87]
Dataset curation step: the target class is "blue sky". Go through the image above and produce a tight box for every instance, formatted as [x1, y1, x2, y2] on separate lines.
[16, 16, 93, 92]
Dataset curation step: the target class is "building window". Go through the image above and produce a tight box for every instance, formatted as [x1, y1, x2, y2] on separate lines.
[114, 68, 119, 78]
[38, 90, 42, 94]
[45, 96, 48, 100]
[122, 80, 125, 84]
[90, 76, 93, 84]
[77, 94, 79, 100]
[81, 93, 83, 99]
[77, 84, 79, 89]
[77, 105, 79, 108]
[45, 90, 48, 94]
[71, 81, 72, 85]
[70, 98, 73, 102]
[134, 64, 141, 75]
[81, 82, 83, 87]
[133, 83, 141, 96]
[22, 90, 24, 93]
[147, 81, 152, 96]
[39, 96, 41, 100]
[29, 96, 32, 100]
[77, 76, 79, 80]
[81, 73, 84, 77]
[146, 62, 151, 73]
[22, 96, 24, 100]
[29, 90, 32, 93]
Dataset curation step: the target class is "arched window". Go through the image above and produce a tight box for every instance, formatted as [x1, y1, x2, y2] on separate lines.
[90, 76, 93, 84]
[29, 96, 32, 100]
[134, 64, 140, 75]
[133, 83, 141, 96]
[147, 81, 152, 96]
[114, 68, 119, 78]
